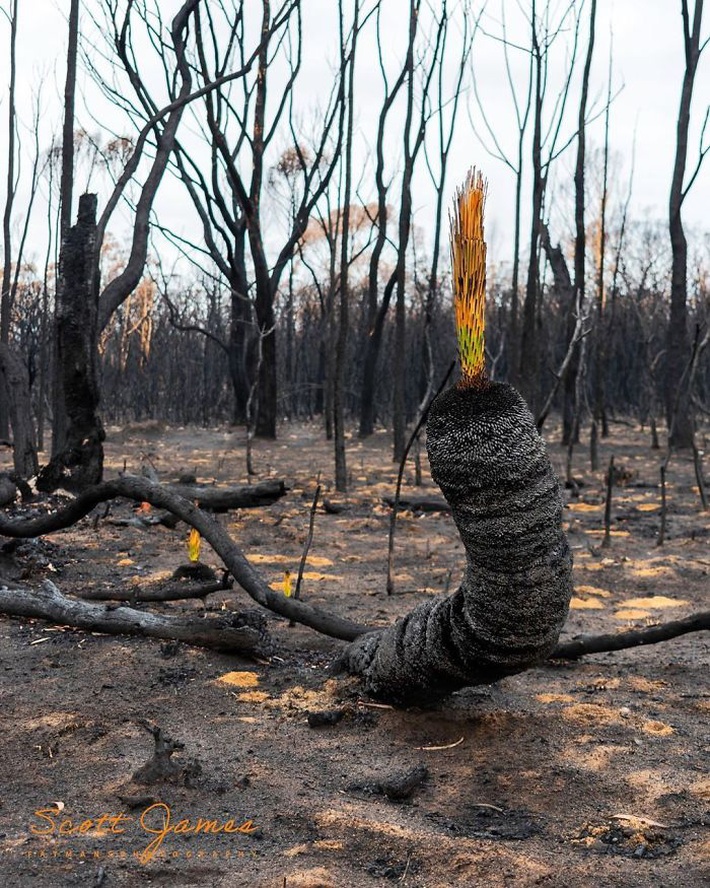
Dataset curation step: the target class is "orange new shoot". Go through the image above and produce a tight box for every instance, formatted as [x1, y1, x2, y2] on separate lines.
[450, 168, 488, 387]
[187, 528, 201, 563]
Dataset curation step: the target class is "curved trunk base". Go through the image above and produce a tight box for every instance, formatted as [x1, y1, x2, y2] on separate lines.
[341, 382, 573, 706]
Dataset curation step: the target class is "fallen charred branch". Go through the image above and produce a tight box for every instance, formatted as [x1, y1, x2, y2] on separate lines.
[551, 611, 710, 660]
[382, 495, 450, 513]
[166, 479, 288, 510]
[0, 475, 370, 641]
[0, 579, 270, 655]
[77, 572, 232, 603]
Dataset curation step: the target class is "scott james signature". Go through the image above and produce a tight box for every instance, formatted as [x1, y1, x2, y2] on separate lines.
[30, 803, 258, 864]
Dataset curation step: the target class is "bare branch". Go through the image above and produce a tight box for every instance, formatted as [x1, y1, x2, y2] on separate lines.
[552, 611, 710, 659]
[0, 476, 371, 641]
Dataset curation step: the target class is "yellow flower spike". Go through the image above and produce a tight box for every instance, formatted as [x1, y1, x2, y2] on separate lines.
[283, 569, 292, 598]
[187, 527, 201, 563]
[450, 168, 488, 387]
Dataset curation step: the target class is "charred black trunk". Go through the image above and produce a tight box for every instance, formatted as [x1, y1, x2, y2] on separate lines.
[340, 382, 573, 706]
[227, 262, 252, 424]
[37, 193, 105, 492]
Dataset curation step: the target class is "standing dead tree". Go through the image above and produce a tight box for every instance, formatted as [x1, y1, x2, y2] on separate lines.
[392, 0, 449, 461]
[358, 0, 454, 443]
[564, 0, 597, 446]
[421, 2, 475, 408]
[333, 0, 362, 492]
[40, 0, 304, 490]
[357, 2, 408, 440]
[470, 0, 534, 381]
[592, 41, 615, 449]
[0, 0, 39, 477]
[148, 0, 347, 438]
[518, 0, 583, 414]
[666, 0, 709, 448]
[48, 0, 80, 462]
[0, 0, 19, 444]
[38, 194, 104, 492]
[41, 0, 204, 490]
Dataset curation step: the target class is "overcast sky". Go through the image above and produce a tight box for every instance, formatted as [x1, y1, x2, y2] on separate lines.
[2, 1, 709, 276]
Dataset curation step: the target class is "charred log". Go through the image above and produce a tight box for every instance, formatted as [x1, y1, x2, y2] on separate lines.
[166, 479, 287, 510]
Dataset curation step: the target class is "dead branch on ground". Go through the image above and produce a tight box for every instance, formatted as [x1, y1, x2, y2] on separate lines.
[0, 475, 370, 641]
[166, 479, 288, 510]
[0, 579, 269, 654]
[382, 495, 450, 513]
[77, 572, 232, 602]
[1, 475, 708, 672]
[552, 611, 710, 660]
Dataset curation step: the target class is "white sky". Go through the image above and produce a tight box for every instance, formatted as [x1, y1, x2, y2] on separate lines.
[2, 0, 709, 279]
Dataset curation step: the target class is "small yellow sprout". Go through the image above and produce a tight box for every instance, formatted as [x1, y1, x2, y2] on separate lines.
[450, 168, 488, 387]
[187, 527, 201, 563]
[283, 569, 292, 598]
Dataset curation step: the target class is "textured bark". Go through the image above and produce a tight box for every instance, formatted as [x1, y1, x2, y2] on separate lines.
[38, 194, 104, 493]
[166, 479, 287, 510]
[0, 344, 38, 478]
[0, 579, 270, 656]
[341, 382, 573, 705]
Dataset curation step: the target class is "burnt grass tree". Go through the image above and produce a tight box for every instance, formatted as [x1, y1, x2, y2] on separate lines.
[0, 470, 707, 706]
[339, 381, 573, 706]
[338, 173, 573, 704]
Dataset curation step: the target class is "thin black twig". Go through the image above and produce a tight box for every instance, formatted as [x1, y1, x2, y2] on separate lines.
[294, 483, 321, 602]
[288, 482, 322, 628]
[387, 361, 455, 595]
[601, 454, 614, 548]
[656, 464, 667, 547]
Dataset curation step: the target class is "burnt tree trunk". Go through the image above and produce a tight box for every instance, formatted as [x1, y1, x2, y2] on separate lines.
[666, 0, 704, 448]
[0, 344, 38, 478]
[227, 253, 252, 424]
[518, 20, 544, 413]
[359, 274, 396, 437]
[540, 226, 577, 445]
[37, 194, 105, 492]
[568, 0, 596, 445]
